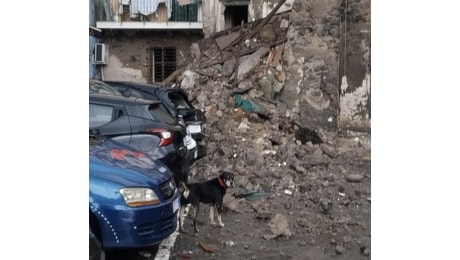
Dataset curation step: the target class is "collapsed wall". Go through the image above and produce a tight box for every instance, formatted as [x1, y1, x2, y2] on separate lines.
[98, 0, 370, 134]
[194, 0, 371, 134]
[281, 0, 343, 134]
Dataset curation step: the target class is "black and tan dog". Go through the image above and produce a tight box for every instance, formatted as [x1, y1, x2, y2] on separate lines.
[178, 171, 235, 233]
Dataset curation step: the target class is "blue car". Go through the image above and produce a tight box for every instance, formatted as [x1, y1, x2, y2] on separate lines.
[89, 134, 180, 250]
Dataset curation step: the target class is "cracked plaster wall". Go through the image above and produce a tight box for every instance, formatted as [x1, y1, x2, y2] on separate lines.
[338, 0, 371, 131]
[279, 0, 342, 133]
[99, 31, 202, 82]
[279, 0, 370, 133]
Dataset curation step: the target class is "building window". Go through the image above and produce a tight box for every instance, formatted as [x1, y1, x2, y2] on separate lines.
[223, 1, 248, 29]
[150, 47, 176, 83]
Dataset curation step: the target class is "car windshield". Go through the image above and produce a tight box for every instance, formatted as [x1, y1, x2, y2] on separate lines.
[89, 81, 123, 96]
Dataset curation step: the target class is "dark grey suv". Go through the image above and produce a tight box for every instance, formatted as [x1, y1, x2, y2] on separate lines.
[103, 80, 207, 160]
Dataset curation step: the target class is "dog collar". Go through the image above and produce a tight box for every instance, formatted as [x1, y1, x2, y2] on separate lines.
[218, 177, 227, 189]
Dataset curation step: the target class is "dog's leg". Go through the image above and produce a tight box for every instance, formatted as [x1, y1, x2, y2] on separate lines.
[179, 206, 188, 234]
[193, 204, 200, 233]
[209, 205, 216, 225]
[216, 202, 225, 227]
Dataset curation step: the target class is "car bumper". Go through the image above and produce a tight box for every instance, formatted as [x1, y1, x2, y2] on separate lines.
[100, 194, 180, 249]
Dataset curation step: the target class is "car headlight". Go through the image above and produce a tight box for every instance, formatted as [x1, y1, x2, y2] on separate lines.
[119, 188, 160, 207]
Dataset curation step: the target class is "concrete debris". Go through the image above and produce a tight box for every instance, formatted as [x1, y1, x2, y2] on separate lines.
[284, 189, 292, 195]
[292, 164, 307, 174]
[251, 200, 271, 212]
[215, 31, 240, 50]
[223, 240, 236, 247]
[231, 47, 270, 82]
[179, 70, 199, 89]
[360, 246, 370, 256]
[266, 213, 293, 239]
[269, 44, 285, 68]
[335, 244, 346, 255]
[320, 143, 338, 158]
[167, 1, 371, 258]
[223, 194, 242, 213]
[175, 250, 192, 259]
[256, 212, 272, 220]
[345, 174, 364, 183]
[198, 242, 213, 253]
[319, 198, 333, 214]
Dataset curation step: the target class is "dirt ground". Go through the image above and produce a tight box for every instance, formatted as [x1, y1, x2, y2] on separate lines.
[168, 132, 371, 260]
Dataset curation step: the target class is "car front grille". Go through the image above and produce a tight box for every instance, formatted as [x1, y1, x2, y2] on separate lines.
[159, 178, 176, 200]
[137, 215, 177, 237]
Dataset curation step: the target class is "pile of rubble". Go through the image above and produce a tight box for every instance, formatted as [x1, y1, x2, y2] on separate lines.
[168, 0, 291, 119]
[167, 1, 371, 258]
[166, 3, 348, 181]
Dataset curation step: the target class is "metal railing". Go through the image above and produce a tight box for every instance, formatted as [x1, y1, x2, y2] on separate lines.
[94, 0, 201, 23]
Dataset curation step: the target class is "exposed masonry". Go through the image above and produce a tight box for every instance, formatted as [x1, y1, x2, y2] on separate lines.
[339, 74, 370, 130]
[98, 0, 370, 132]
[338, 0, 371, 131]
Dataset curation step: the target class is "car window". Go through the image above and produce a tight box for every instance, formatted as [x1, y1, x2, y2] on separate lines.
[169, 92, 192, 109]
[89, 81, 122, 96]
[149, 103, 177, 125]
[134, 89, 156, 99]
[110, 85, 145, 99]
[90, 104, 114, 128]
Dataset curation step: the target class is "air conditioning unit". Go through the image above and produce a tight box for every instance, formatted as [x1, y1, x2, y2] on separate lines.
[94, 43, 109, 65]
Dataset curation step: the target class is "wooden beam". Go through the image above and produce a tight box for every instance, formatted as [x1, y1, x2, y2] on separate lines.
[232, 20, 245, 88]
[162, 66, 186, 85]
[269, 43, 285, 67]
[199, 37, 287, 69]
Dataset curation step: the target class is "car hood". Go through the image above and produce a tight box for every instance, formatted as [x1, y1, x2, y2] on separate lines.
[89, 138, 172, 186]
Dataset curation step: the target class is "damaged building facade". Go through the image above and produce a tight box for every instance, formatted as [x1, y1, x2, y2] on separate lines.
[89, 0, 370, 132]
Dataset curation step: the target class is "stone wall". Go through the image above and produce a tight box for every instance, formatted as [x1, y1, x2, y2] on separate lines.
[280, 0, 342, 133]
[279, 0, 370, 133]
